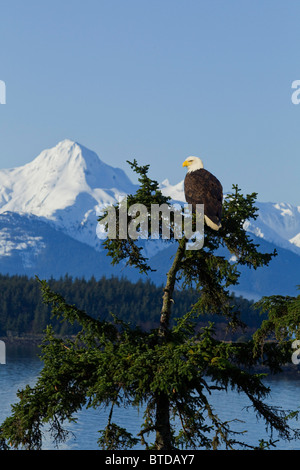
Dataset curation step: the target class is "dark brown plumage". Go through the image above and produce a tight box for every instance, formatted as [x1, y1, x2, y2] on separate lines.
[183, 157, 223, 231]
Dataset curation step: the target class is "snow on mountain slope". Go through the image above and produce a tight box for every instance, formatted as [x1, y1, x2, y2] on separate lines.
[0, 139, 137, 249]
[0, 212, 46, 268]
[244, 202, 300, 256]
[0, 211, 122, 279]
[290, 232, 300, 248]
[160, 179, 185, 203]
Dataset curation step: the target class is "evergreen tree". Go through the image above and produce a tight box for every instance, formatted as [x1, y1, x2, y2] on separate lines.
[253, 289, 300, 353]
[0, 161, 297, 450]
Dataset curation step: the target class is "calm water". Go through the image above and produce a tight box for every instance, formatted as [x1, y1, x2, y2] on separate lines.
[1, 344, 300, 450]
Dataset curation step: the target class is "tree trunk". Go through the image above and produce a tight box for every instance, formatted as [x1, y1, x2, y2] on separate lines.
[154, 392, 173, 450]
[154, 238, 186, 449]
[159, 238, 186, 336]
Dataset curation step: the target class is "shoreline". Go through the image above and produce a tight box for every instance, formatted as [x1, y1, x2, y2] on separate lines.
[1, 334, 45, 342]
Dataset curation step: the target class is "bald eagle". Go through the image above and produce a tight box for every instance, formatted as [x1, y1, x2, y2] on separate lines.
[182, 156, 223, 231]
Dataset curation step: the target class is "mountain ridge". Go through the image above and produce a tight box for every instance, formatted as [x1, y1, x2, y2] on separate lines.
[0, 139, 298, 300]
[0, 139, 137, 249]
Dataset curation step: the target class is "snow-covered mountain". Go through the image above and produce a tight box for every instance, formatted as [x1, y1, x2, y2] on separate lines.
[0, 139, 137, 251]
[0, 139, 299, 299]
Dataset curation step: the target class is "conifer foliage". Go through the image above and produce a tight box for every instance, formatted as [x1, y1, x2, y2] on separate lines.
[0, 161, 297, 450]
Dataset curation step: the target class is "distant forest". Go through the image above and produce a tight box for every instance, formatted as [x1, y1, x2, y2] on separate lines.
[0, 274, 265, 340]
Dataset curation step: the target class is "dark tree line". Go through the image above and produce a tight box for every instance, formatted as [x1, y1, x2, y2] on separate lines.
[0, 273, 262, 338]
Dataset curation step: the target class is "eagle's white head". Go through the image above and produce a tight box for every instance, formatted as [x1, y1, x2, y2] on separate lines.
[182, 156, 204, 173]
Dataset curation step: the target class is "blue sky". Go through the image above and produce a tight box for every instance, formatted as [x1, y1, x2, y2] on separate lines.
[0, 0, 300, 204]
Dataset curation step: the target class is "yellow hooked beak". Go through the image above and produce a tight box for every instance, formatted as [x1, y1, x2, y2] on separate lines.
[182, 160, 191, 167]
